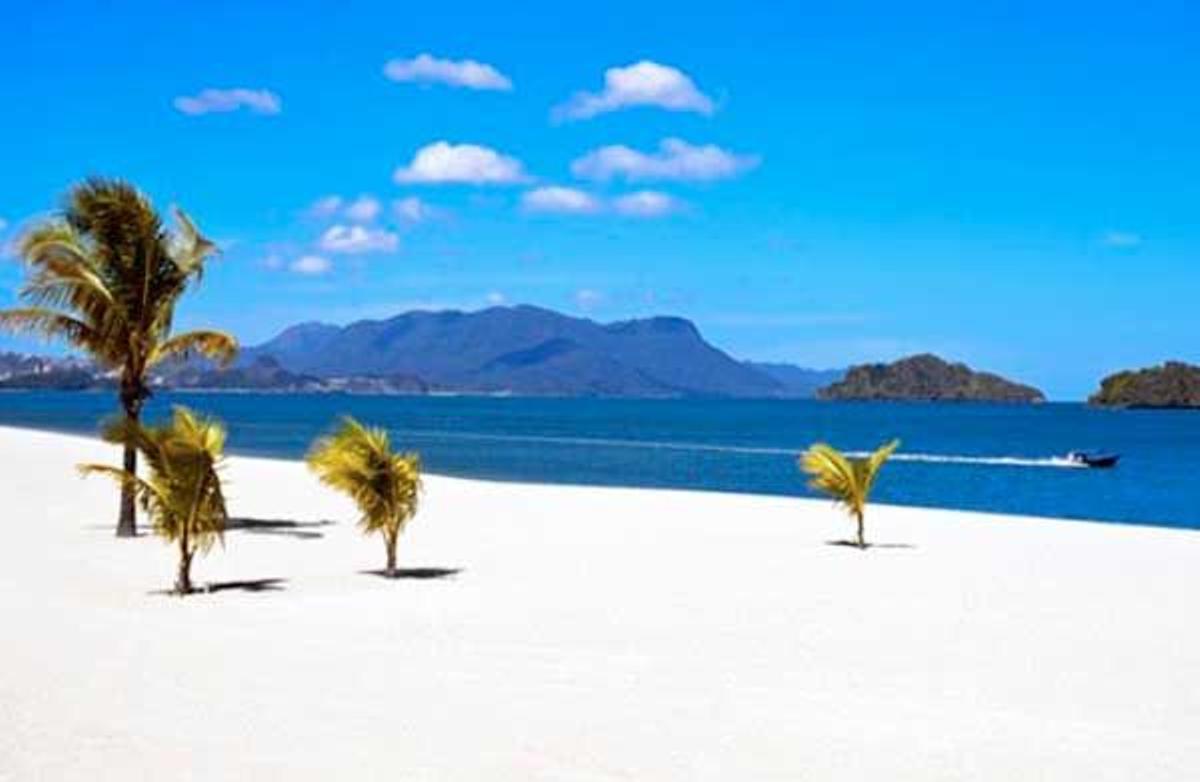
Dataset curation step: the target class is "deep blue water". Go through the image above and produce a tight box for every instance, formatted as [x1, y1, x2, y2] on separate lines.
[1, 391, 1198, 529]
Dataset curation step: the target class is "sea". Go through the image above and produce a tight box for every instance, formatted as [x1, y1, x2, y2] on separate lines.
[1, 391, 1197, 530]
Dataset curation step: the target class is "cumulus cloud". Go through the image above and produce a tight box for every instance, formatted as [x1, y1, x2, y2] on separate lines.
[1103, 231, 1142, 248]
[521, 186, 602, 214]
[308, 195, 383, 223]
[383, 53, 513, 91]
[485, 291, 507, 306]
[173, 88, 281, 116]
[572, 138, 758, 183]
[318, 225, 400, 254]
[612, 190, 684, 218]
[307, 196, 343, 219]
[394, 141, 529, 185]
[343, 195, 382, 223]
[393, 196, 440, 223]
[289, 255, 332, 275]
[553, 61, 715, 121]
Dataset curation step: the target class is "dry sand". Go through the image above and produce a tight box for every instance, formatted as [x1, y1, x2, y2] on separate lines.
[0, 425, 1197, 780]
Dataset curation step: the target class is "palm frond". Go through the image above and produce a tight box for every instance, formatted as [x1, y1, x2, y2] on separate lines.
[0, 307, 99, 347]
[799, 439, 900, 546]
[4, 178, 230, 405]
[83, 405, 229, 551]
[149, 329, 238, 368]
[169, 206, 218, 278]
[307, 417, 422, 543]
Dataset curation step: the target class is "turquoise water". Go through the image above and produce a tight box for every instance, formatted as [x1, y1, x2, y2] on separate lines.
[1, 391, 1197, 529]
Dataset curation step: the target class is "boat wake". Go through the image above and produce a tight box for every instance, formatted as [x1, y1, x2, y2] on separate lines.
[865, 453, 1085, 469]
[388, 428, 1086, 469]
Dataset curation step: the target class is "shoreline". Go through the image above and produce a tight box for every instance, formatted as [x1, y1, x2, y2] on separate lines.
[0, 421, 1185, 533]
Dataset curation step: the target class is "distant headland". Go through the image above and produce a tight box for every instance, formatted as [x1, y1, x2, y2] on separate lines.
[1089, 362, 1200, 408]
[818, 354, 1046, 403]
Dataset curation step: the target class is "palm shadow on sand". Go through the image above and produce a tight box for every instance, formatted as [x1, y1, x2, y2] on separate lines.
[148, 577, 288, 597]
[825, 540, 916, 550]
[360, 567, 463, 580]
[204, 577, 289, 593]
[226, 517, 335, 540]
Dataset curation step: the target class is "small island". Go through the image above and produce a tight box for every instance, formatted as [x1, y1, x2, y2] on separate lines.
[1089, 361, 1200, 408]
[817, 354, 1045, 403]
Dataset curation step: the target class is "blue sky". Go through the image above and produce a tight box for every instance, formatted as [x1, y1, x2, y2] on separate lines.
[1, 0, 1198, 399]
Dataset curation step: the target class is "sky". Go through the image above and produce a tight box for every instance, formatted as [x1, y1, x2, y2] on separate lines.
[1, 0, 1198, 400]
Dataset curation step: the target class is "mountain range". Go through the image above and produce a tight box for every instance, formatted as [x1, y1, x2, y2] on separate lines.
[233, 305, 836, 398]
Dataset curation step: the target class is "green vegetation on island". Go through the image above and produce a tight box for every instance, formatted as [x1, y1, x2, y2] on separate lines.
[818, 354, 1045, 403]
[1089, 362, 1200, 408]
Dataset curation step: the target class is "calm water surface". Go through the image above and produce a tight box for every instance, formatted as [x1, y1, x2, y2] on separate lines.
[1, 391, 1197, 529]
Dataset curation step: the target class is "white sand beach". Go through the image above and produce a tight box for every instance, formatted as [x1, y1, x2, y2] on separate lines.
[0, 424, 1197, 781]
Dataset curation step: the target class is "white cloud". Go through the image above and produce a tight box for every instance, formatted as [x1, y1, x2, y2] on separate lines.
[572, 138, 758, 182]
[318, 225, 400, 254]
[307, 196, 343, 218]
[0, 218, 7, 232]
[394, 141, 529, 185]
[612, 190, 684, 218]
[575, 288, 604, 311]
[485, 291, 507, 306]
[308, 195, 383, 223]
[1103, 231, 1142, 248]
[521, 186, 602, 214]
[173, 88, 281, 116]
[393, 196, 440, 223]
[343, 195, 382, 223]
[553, 61, 715, 121]
[383, 53, 513, 91]
[289, 255, 332, 275]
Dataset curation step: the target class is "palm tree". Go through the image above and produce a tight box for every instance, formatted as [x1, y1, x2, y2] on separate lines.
[799, 439, 900, 548]
[307, 417, 422, 577]
[80, 407, 229, 594]
[0, 178, 237, 537]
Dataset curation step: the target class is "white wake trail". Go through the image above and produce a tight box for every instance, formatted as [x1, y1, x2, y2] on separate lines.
[390, 428, 1084, 468]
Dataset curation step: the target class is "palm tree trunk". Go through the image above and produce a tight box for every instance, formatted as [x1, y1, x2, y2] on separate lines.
[176, 539, 193, 595]
[385, 533, 398, 577]
[855, 510, 866, 549]
[116, 388, 143, 538]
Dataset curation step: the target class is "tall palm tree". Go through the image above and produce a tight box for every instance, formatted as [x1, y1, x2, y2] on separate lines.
[307, 417, 423, 577]
[0, 178, 237, 536]
[799, 439, 900, 548]
[80, 407, 229, 594]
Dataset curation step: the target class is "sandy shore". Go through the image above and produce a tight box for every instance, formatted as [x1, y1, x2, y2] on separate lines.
[0, 425, 1197, 780]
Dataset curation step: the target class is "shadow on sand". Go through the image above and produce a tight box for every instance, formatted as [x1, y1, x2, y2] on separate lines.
[226, 517, 335, 540]
[825, 540, 916, 550]
[149, 577, 289, 597]
[360, 567, 463, 580]
[203, 577, 289, 593]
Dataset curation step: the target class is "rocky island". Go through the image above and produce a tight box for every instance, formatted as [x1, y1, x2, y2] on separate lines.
[817, 354, 1045, 403]
[1089, 361, 1200, 408]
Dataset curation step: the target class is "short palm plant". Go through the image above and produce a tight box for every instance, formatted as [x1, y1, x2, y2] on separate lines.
[800, 439, 900, 548]
[0, 178, 237, 537]
[307, 418, 422, 577]
[81, 407, 229, 594]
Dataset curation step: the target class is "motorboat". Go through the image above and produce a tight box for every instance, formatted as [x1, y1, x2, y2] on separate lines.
[1067, 451, 1120, 469]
